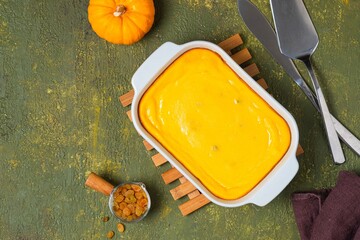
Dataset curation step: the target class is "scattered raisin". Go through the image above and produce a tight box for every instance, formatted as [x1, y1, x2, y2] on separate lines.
[117, 223, 125, 233]
[106, 231, 115, 239]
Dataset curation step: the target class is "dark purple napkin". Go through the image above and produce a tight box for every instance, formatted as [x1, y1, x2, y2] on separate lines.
[292, 171, 360, 240]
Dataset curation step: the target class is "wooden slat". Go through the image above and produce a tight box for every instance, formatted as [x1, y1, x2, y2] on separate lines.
[126, 110, 132, 121]
[119, 89, 134, 107]
[177, 177, 200, 199]
[256, 78, 268, 90]
[151, 153, 168, 167]
[174, 172, 202, 200]
[178, 194, 211, 216]
[143, 140, 153, 151]
[244, 63, 260, 77]
[296, 145, 304, 156]
[218, 34, 243, 53]
[231, 48, 252, 65]
[170, 181, 197, 200]
[161, 168, 183, 184]
[187, 190, 201, 199]
[179, 177, 187, 183]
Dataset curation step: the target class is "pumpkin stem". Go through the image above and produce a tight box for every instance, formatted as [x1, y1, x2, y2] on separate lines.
[113, 5, 126, 17]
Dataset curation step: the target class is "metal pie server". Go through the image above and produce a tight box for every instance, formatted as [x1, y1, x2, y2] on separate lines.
[237, 0, 360, 157]
[270, 0, 344, 164]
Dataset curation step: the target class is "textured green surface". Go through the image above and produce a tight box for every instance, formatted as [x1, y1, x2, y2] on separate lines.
[0, 0, 359, 239]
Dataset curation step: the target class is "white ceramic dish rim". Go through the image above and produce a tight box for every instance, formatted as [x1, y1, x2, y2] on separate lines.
[131, 41, 299, 208]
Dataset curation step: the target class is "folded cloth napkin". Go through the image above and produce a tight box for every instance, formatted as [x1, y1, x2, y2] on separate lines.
[292, 171, 360, 240]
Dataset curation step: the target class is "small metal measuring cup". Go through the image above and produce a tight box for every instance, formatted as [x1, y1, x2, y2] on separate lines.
[85, 172, 151, 223]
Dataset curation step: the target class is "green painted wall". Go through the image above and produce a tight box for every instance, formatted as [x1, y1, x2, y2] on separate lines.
[0, 0, 359, 239]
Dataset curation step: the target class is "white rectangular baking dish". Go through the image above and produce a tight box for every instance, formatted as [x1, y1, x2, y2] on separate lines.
[131, 41, 299, 207]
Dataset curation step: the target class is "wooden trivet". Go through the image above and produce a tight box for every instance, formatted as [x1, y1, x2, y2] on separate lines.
[119, 34, 304, 216]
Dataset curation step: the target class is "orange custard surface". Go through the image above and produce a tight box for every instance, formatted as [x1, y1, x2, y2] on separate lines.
[139, 48, 291, 200]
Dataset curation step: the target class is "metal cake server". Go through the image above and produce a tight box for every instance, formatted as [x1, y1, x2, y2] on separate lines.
[270, 0, 345, 164]
[237, 0, 360, 157]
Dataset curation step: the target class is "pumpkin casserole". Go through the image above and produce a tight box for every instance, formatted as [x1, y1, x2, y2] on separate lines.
[139, 48, 291, 200]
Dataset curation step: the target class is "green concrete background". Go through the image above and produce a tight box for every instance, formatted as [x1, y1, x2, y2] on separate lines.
[0, 0, 359, 239]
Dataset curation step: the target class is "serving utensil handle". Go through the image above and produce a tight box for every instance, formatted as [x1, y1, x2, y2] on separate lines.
[85, 172, 114, 196]
[331, 116, 360, 156]
[303, 59, 345, 164]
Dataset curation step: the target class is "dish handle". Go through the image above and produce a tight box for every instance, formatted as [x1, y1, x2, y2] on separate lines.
[250, 156, 299, 206]
[131, 42, 182, 93]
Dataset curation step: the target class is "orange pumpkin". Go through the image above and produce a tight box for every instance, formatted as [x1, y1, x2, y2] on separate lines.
[88, 0, 155, 45]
